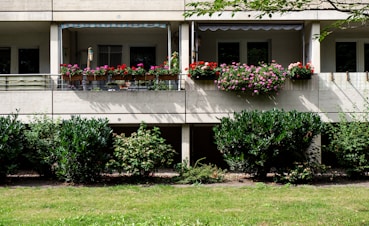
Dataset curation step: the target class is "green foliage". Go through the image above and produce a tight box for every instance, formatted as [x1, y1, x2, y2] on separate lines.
[54, 116, 112, 183]
[108, 123, 176, 177]
[184, 0, 369, 40]
[213, 109, 322, 179]
[174, 158, 226, 184]
[23, 115, 60, 177]
[0, 112, 25, 180]
[326, 114, 369, 177]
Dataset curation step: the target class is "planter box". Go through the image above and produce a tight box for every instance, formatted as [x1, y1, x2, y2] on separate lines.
[158, 74, 178, 80]
[62, 74, 83, 81]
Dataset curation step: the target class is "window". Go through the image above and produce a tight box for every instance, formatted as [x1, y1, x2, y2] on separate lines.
[130, 47, 156, 70]
[247, 42, 269, 66]
[19, 49, 39, 73]
[0, 47, 10, 74]
[364, 44, 369, 72]
[98, 45, 122, 67]
[218, 42, 240, 65]
[336, 42, 356, 72]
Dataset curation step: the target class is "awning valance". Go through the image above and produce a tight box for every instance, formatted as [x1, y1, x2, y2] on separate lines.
[61, 23, 167, 29]
[198, 24, 303, 32]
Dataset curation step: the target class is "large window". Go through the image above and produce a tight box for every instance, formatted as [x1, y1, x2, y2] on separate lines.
[0, 47, 10, 74]
[247, 42, 269, 66]
[98, 45, 122, 66]
[19, 49, 39, 74]
[364, 44, 369, 72]
[130, 47, 156, 70]
[336, 42, 356, 72]
[218, 42, 240, 65]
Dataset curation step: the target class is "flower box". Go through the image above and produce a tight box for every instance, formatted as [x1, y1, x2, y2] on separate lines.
[158, 74, 178, 80]
[62, 74, 83, 81]
[145, 74, 156, 81]
[112, 74, 133, 80]
[86, 75, 107, 81]
[288, 62, 314, 80]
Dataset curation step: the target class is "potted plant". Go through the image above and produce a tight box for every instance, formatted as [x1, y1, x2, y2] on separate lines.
[86, 65, 110, 81]
[113, 64, 133, 80]
[148, 52, 180, 80]
[288, 62, 314, 80]
[216, 61, 287, 95]
[187, 61, 220, 80]
[60, 64, 83, 81]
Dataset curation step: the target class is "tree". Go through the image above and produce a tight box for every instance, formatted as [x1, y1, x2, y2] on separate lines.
[184, 0, 369, 40]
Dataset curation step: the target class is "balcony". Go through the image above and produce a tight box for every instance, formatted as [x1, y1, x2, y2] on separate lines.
[1, 73, 368, 124]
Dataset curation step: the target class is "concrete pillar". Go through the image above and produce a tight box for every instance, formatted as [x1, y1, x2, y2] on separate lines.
[181, 124, 190, 165]
[50, 23, 60, 88]
[310, 22, 321, 73]
[309, 22, 322, 163]
[179, 23, 190, 90]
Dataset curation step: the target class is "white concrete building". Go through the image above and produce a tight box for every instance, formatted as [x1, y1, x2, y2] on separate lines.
[0, 0, 368, 165]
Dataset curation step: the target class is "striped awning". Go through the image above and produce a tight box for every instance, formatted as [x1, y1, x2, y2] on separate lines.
[198, 23, 303, 31]
[61, 23, 167, 29]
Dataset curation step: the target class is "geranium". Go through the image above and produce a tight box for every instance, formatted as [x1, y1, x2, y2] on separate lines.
[187, 61, 220, 79]
[114, 64, 132, 75]
[131, 63, 146, 76]
[60, 64, 83, 76]
[215, 61, 287, 94]
[148, 52, 181, 77]
[288, 62, 314, 79]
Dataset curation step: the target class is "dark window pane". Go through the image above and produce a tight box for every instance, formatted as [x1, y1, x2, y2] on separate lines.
[364, 44, 369, 72]
[130, 47, 156, 70]
[336, 42, 356, 72]
[218, 42, 240, 65]
[98, 45, 122, 66]
[247, 42, 269, 66]
[19, 49, 39, 73]
[0, 47, 10, 74]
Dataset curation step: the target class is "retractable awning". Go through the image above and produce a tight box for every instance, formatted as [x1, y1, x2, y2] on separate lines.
[198, 23, 303, 32]
[61, 23, 167, 29]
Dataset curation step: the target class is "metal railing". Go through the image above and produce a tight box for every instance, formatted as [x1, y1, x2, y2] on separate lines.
[0, 74, 54, 91]
[0, 74, 182, 91]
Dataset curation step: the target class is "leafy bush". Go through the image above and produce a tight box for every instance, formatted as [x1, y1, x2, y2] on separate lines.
[326, 114, 369, 177]
[23, 115, 60, 177]
[54, 116, 112, 183]
[213, 109, 322, 179]
[108, 123, 176, 177]
[0, 112, 25, 181]
[174, 158, 226, 184]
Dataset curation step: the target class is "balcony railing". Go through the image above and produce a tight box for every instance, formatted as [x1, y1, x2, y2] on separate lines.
[0, 74, 182, 91]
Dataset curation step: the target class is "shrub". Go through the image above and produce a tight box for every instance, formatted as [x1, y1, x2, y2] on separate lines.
[23, 115, 60, 177]
[54, 116, 112, 183]
[108, 123, 176, 177]
[174, 158, 226, 184]
[0, 112, 25, 181]
[213, 109, 322, 179]
[326, 114, 369, 177]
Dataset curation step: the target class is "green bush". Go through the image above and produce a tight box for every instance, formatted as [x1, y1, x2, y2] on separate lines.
[108, 123, 176, 177]
[23, 115, 60, 177]
[54, 116, 112, 183]
[326, 114, 369, 177]
[213, 109, 322, 179]
[174, 158, 226, 184]
[0, 112, 25, 181]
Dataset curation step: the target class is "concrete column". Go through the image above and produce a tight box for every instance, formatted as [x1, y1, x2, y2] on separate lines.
[179, 23, 190, 90]
[181, 124, 190, 165]
[50, 23, 60, 88]
[310, 22, 321, 73]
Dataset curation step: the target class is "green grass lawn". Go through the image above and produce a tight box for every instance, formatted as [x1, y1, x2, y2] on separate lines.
[0, 183, 368, 225]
